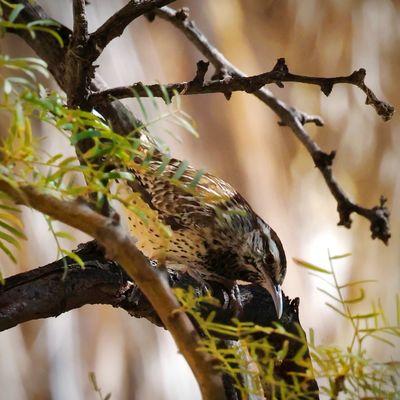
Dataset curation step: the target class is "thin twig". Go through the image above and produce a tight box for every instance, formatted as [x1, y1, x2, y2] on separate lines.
[89, 57, 394, 123]
[148, 6, 392, 244]
[88, 0, 176, 60]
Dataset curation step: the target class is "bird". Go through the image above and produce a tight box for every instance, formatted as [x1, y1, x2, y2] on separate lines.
[121, 151, 287, 319]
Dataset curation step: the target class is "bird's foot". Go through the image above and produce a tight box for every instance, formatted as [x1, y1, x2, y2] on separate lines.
[228, 283, 243, 319]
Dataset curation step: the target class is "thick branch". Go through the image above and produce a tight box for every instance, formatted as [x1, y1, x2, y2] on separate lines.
[89, 58, 394, 122]
[0, 241, 158, 331]
[88, 0, 176, 60]
[150, 6, 392, 244]
[0, 241, 319, 398]
[0, 181, 226, 400]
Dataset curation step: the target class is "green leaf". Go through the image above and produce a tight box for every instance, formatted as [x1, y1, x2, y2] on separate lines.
[0, 229, 20, 247]
[0, 204, 20, 213]
[317, 288, 341, 303]
[293, 258, 331, 274]
[276, 340, 289, 360]
[325, 302, 347, 318]
[132, 89, 148, 122]
[63, 249, 85, 268]
[88, 371, 99, 391]
[0, 240, 17, 263]
[0, 269, 4, 285]
[329, 253, 352, 260]
[27, 19, 60, 28]
[58, 156, 78, 167]
[338, 279, 376, 289]
[0, 220, 26, 239]
[293, 344, 308, 363]
[8, 3, 24, 22]
[55, 231, 75, 241]
[46, 153, 64, 165]
[141, 83, 158, 109]
[352, 312, 381, 320]
[7, 76, 35, 88]
[343, 288, 365, 304]
[160, 84, 171, 104]
[156, 155, 171, 175]
[3, 78, 12, 94]
[368, 334, 395, 347]
[308, 327, 315, 347]
[172, 160, 189, 181]
[188, 169, 205, 190]
[173, 114, 199, 137]
[33, 26, 64, 47]
[111, 171, 135, 181]
[70, 129, 101, 145]
[14, 101, 25, 132]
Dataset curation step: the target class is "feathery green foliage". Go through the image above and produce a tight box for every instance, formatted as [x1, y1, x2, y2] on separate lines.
[174, 254, 400, 399]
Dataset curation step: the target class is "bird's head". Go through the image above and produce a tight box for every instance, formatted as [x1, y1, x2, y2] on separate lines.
[240, 218, 287, 319]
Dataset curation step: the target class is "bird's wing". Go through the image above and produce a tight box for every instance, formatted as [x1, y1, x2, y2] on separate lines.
[127, 157, 256, 233]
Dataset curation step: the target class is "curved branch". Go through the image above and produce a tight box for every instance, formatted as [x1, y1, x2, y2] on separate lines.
[88, 0, 176, 60]
[89, 58, 394, 122]
[0, 241, 160, 331]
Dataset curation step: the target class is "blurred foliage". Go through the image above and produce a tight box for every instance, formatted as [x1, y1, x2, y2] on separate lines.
[176, 253, 400, 399]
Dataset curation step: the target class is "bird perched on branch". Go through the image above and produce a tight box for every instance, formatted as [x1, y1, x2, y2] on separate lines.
[123, 153, 287, 319]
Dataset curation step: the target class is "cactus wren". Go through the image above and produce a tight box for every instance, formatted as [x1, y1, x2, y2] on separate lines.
[124, 155, 286, 318]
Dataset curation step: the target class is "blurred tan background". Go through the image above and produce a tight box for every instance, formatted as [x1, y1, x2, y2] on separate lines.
[0, 1, 399, 399]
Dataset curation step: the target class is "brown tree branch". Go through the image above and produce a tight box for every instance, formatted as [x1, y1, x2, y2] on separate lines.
[0, 181, 226, 400]
[0, 241, 156, 331]
[147, 6, 392, 244]
[0, 240, 319, 398]
[89, 58, 394, 122]
[65, 0, 91, 108]
[88, 0, 176, 61]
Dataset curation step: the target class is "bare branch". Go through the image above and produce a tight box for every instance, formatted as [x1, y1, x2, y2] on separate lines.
[0, 241, 159, 331]
[0, 241, 283, 332]
[149, 6, 392, 243]
[0, 181, 226, 400]
[89, 57, 394, 123]
[88, 0, 176, 60]
[271, 58, 394, 121]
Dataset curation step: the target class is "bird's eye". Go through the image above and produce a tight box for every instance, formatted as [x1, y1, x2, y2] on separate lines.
[264, 253, 275, 264]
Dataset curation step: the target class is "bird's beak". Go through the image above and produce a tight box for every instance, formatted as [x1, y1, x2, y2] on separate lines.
[261, 279, 283, 319]
[272, 284, 283, 319]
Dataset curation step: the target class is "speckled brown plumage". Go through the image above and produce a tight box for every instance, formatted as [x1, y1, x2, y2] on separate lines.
[123, 153, 287, 317]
